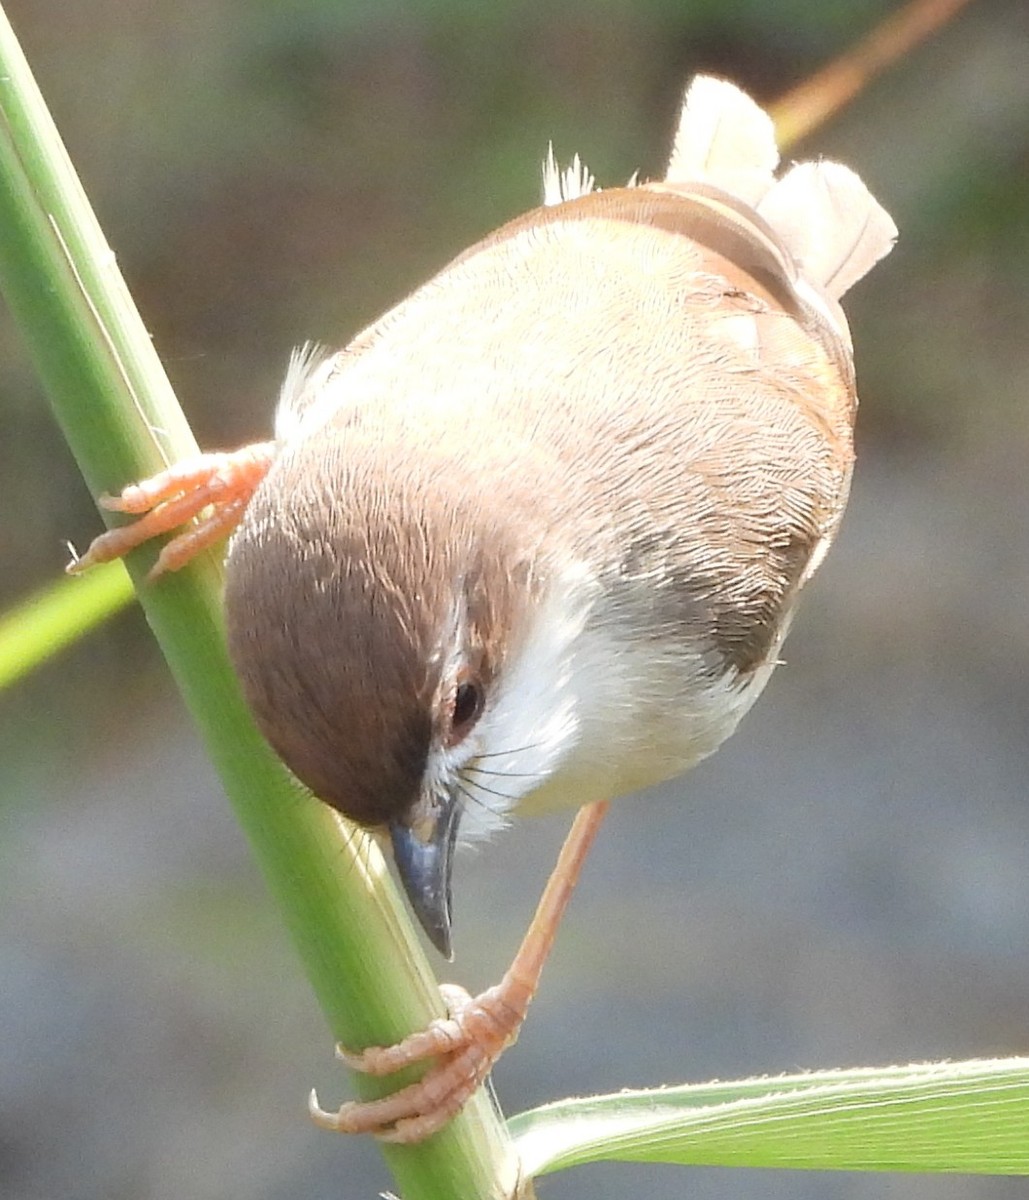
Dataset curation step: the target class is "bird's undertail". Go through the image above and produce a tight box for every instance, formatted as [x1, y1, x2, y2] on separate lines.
[664, 75, 897, 302]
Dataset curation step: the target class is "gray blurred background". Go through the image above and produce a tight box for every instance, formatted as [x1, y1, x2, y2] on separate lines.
[2, 1, 1028, 1198]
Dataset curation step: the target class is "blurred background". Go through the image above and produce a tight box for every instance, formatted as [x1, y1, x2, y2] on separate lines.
[2, 0, 1028, 1197]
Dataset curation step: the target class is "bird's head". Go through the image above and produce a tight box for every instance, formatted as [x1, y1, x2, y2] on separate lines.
[223, 432, 590, 957]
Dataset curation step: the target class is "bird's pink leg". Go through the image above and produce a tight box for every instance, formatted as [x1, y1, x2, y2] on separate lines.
[309, 799, 610, 1143]
[68, 442, 276, 580]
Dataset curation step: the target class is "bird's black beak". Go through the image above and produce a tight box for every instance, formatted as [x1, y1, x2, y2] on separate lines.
[389, 796, 461, 961]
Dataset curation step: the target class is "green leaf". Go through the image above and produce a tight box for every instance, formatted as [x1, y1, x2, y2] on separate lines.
[510, 1057, 1029, 1177]
[0, 563, 134, 691]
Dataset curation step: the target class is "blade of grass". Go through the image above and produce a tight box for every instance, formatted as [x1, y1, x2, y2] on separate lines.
[510, 1058, 1029, 1178]
[0, 562, 133, 691]
[0, 7, 516, 1198]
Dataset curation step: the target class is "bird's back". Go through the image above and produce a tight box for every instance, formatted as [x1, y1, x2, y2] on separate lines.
[253, 77, 895, 807]
[280, 175, 863, 668]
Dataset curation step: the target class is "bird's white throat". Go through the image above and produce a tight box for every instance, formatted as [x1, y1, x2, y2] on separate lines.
[439, 562, 779, 844]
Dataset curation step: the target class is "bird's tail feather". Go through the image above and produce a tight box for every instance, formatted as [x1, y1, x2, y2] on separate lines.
[664, 75, 779, 206]
[664, 75, 896, 300]
[757, 161, 898, 301]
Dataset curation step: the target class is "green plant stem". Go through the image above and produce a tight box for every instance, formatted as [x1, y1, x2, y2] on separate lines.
[0, 7, 516, 1198]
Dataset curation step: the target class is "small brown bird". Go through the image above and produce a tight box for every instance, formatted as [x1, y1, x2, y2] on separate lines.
[73, 76, 896, 1142]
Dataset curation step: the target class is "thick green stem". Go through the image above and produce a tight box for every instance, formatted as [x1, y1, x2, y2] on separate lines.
[0, 7, 516, 1198]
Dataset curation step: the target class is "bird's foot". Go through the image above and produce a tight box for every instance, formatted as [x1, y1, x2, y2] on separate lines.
[309, 979, 532, 1143]
[68, 441, 276, 579]
[308, 802, 610, 1143]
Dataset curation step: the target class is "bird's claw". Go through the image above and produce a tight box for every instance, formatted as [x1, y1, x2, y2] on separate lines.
[311, 981, 526, 1143]
[68, 441, 276, 579]
[333, 983, 474, 1076]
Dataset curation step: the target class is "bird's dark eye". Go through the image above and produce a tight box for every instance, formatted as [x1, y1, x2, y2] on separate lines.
[449, 678, 484, 744]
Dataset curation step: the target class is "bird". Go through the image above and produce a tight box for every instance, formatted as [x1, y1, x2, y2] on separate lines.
[71, 74, 896, 1143]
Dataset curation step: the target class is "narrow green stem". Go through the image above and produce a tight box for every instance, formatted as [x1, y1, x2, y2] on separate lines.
[0, 7, 516, 1198]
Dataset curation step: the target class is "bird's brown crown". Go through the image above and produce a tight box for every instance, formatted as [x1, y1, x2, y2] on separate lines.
[223, 438, 533, 828]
